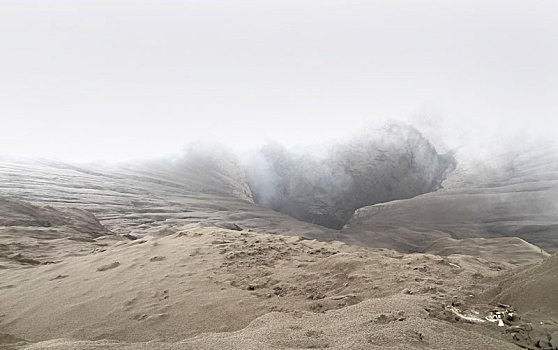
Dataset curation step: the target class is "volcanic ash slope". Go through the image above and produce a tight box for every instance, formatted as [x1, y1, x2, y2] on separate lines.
[2, 226, 545, 349]
[340, 147, 558, 253]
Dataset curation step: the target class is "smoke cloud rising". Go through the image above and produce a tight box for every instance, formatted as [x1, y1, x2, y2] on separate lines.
[241, 124, 455, 228]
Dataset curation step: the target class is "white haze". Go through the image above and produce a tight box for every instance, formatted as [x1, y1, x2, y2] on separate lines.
[0, 0, 556, 162]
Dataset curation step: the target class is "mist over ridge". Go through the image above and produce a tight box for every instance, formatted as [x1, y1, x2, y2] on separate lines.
[241, 123, 455, 228]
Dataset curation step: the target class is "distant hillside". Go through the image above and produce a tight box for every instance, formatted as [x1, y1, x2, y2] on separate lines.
[339, 146, 558, 253]
[424, 237, 549, 265]
[2, 130, 557, 255]
[0, 156, 338, 244]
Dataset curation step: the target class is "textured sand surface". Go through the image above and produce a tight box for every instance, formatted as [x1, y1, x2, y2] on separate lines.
[1, 154, 557, 349]
[3, 226, 548, 349]
[424, 237, 549, 265]
[488, 254, 558, 319]
[0, 197, 118, 268]
[0, 159, 338, 241]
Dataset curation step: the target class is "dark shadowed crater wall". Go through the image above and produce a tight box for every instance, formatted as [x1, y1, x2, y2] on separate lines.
[244, 125, 456, 229]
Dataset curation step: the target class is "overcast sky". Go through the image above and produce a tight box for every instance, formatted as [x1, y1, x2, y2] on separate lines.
[1, 0, 556, 161]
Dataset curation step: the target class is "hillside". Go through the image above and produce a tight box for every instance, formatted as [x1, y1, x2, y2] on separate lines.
[1, 138, 557, 349]
[1, 226, 539, 349]
[339, 147, 558, 253]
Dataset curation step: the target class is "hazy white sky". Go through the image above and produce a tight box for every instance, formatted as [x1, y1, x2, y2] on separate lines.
[1, 0, 556, 161]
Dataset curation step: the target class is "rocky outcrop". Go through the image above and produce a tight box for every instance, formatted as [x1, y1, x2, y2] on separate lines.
[0, 197, 113, 266]
[245, 124, 455, 229]
[0, 196, 110, 237]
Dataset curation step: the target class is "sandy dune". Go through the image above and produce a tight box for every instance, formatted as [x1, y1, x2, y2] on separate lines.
[4, 226, 551, 349]
[424, 237, 549, 266]
[488, 254, 558, 320]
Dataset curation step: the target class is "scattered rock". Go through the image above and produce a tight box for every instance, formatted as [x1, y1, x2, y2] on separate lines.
[97, 261, 120, 271]
[130, 240, 147, 245]
[9, 254, 41, 265]
[215, 223, 243, 231]
[49, 274, 69, 281]
[304, 330, 324, 338]
[373, 311, 406, 324]
[212, 239, 232, 245]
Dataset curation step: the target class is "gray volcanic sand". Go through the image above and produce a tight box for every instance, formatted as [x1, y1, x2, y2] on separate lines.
[1, 227, 529, 349]
[1, 154, 558, 349]
[0, 196, 117, 268]
[0, 159, 337, 241]
[425, 237, 549, 266]
[488, 253, 558, 320]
